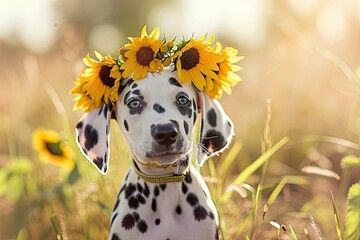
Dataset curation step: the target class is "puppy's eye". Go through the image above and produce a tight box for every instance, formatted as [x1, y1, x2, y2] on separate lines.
[127, 99, 142, 109]
[177, 96, 190, 105]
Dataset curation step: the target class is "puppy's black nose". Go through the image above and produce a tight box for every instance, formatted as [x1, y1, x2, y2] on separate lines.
[152, 123, 179, 146]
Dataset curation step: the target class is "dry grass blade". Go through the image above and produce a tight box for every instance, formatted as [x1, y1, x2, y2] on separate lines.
[302, 166, 340, 181]
[308, 212, 324, 240]
[226, 184, 248, 198]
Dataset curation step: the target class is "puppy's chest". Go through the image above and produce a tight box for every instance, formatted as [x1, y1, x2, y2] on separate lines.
[112, 168, 218, 239]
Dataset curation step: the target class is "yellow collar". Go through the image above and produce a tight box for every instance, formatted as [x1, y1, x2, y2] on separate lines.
[133, 161, 186, 184]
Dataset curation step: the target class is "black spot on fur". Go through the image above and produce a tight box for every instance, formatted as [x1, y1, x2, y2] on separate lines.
[151, 198, 157, 212]
[84, 124, 98, 150]
[136, 193, 146, 204]
[182, 182, 188, 194]
[113, 199, 120, 211]
[125, 183, 136, 198]
[132, 89, 140, 95]
[93, 157, 103, 170]
[131, 83, 137, 89]
[122, 213, 135, 230]
[143, 182, 150, 198]
[215, 227, 219, 240]
[186, 193, 199, 207]
[169, 77, 182, 87]
[76, 121, 83, 129]
[111, 233, 121, 240]
[153, 103, 165, 113]
[207, 108, 217, 127]
[136, 183, 143, 193]
[110, 212, 118, 227]
[159, 184, 167, 191]
[194, 205, 208, 221]
[209, 211, 214, 219]
[154, 186, 160, 197]
[203, 190, 208, 198]
[128, 196, 139, 209]
[202, 129, 226, 155]
[124, 120, 129, 131]
[185, 172, 192, 183]
[183, 121, 189, 135]
[136, 219, 148, 233]
[133, 212, 140, 221]
[155, 218, 161, 225]
[176, 205, 182, 215]
[125, 171, 130, 181]
[123, 91, 131, 105]
[118, 184, 126, 197]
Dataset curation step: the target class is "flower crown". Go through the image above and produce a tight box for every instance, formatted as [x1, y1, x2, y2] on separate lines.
[71, 25, 244, 112]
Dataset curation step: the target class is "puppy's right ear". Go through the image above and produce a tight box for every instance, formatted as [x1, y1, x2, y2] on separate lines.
[75, 103, 112, 174]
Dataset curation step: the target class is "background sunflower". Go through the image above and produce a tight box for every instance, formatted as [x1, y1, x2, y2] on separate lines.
[32, 128, 74, 171]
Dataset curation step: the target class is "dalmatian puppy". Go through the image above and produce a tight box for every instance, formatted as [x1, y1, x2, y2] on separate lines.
[75, 68, 234, 240]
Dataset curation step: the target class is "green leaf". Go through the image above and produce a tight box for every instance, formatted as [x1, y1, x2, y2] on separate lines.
[50, 215, 63, 240]
[267, 177, 288, 206]
[341, 155, 360, 169]
[345, 183, 360, 240]
[67, 166, 80, 185]
[331, 192, 342, 240]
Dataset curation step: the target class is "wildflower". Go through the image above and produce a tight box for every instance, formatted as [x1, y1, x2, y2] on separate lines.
[32, 129, 74, 171]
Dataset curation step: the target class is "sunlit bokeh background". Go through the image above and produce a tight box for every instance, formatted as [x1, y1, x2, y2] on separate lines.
[1, 0, 360, 239]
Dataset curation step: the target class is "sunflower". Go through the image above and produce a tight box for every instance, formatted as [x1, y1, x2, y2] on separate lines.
[32, 129, 74, 171]
[120, 26, 163, 80]
[71, 51, 121, 112]
[205, 42, 244, 98]
[174, 34, 223, 91]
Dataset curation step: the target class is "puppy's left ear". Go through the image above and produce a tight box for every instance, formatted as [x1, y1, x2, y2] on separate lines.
[75, 103, 113, 174]
[197, 92, 234, 166]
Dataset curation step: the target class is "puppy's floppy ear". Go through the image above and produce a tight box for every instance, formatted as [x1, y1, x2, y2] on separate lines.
[75, 103, 113, 174]
[197, 92, 234, 166]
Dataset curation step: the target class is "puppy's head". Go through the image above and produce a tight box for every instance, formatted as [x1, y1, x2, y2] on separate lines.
[75, 68, 234, 174]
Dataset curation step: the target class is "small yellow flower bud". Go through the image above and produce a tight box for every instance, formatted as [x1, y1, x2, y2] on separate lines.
[166, 40, 174, 48]
[118, 47, 127, 56]
[160, 44, 168, 53]
[163, 58, 171, 67]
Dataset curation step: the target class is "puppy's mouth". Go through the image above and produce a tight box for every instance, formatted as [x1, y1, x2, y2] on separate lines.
[145, 151, 186, 163]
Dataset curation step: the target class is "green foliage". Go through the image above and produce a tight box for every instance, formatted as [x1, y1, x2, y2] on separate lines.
[345, 183, 360, 240]
[0, 157, 33, 202]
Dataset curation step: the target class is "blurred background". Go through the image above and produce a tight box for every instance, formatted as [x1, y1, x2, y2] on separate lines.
[1, 0, 360, 239]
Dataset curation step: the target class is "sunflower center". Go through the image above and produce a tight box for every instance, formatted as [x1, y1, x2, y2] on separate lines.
[99, 65, 116, 87]
[136, 46, 154, 66]
[180, 47, 200, 70]
[46, 142, 63, 157]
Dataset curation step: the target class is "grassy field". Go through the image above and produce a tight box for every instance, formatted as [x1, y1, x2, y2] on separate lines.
[1, 1, 360, 239]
